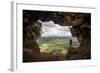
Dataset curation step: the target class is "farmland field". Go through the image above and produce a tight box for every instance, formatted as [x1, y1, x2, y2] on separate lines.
[37, 37, 71, 55]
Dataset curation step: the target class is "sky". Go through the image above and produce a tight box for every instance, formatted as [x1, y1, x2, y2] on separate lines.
[38, 20, 72, 37]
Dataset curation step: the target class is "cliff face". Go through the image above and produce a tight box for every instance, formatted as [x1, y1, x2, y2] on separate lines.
[23, 10, 91, 62]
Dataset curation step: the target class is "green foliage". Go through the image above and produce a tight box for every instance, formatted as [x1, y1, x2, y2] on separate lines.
[32, 22, 42, 38]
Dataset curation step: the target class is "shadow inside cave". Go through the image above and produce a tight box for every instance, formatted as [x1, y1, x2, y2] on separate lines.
[23, 10, 91, 62]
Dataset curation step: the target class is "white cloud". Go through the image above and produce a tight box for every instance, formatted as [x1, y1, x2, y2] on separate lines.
[38, 20, 72, 37]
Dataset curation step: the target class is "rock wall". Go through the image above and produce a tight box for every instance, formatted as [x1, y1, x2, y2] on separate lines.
[23, 10, 91, 62]
[64, 13, 91, 59]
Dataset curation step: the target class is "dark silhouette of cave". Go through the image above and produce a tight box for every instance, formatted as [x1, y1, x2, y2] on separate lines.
[23, 10, 91, 62]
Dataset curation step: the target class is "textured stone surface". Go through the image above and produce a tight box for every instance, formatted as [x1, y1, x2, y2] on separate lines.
[23, 10, 91, 62]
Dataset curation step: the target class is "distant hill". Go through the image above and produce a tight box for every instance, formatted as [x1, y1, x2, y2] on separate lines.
[37, 36, 80, 48]
[37, 37, 71, 42]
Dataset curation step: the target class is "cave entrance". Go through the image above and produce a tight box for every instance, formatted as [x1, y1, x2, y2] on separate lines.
[36, 20, 80, 57]
[23, 10, 91, 62]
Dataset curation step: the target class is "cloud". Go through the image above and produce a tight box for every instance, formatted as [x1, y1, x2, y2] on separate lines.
[38, 20, 72, 37]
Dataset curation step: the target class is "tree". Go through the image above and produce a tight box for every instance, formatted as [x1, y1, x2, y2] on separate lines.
[32, 21, 42, 38]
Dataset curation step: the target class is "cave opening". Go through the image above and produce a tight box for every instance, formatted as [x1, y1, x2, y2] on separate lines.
[35, 20, 80, 59]
[23, 10, 91, 62]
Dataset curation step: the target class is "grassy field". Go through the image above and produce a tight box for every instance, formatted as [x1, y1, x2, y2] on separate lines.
[37, 37, 70, 56]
